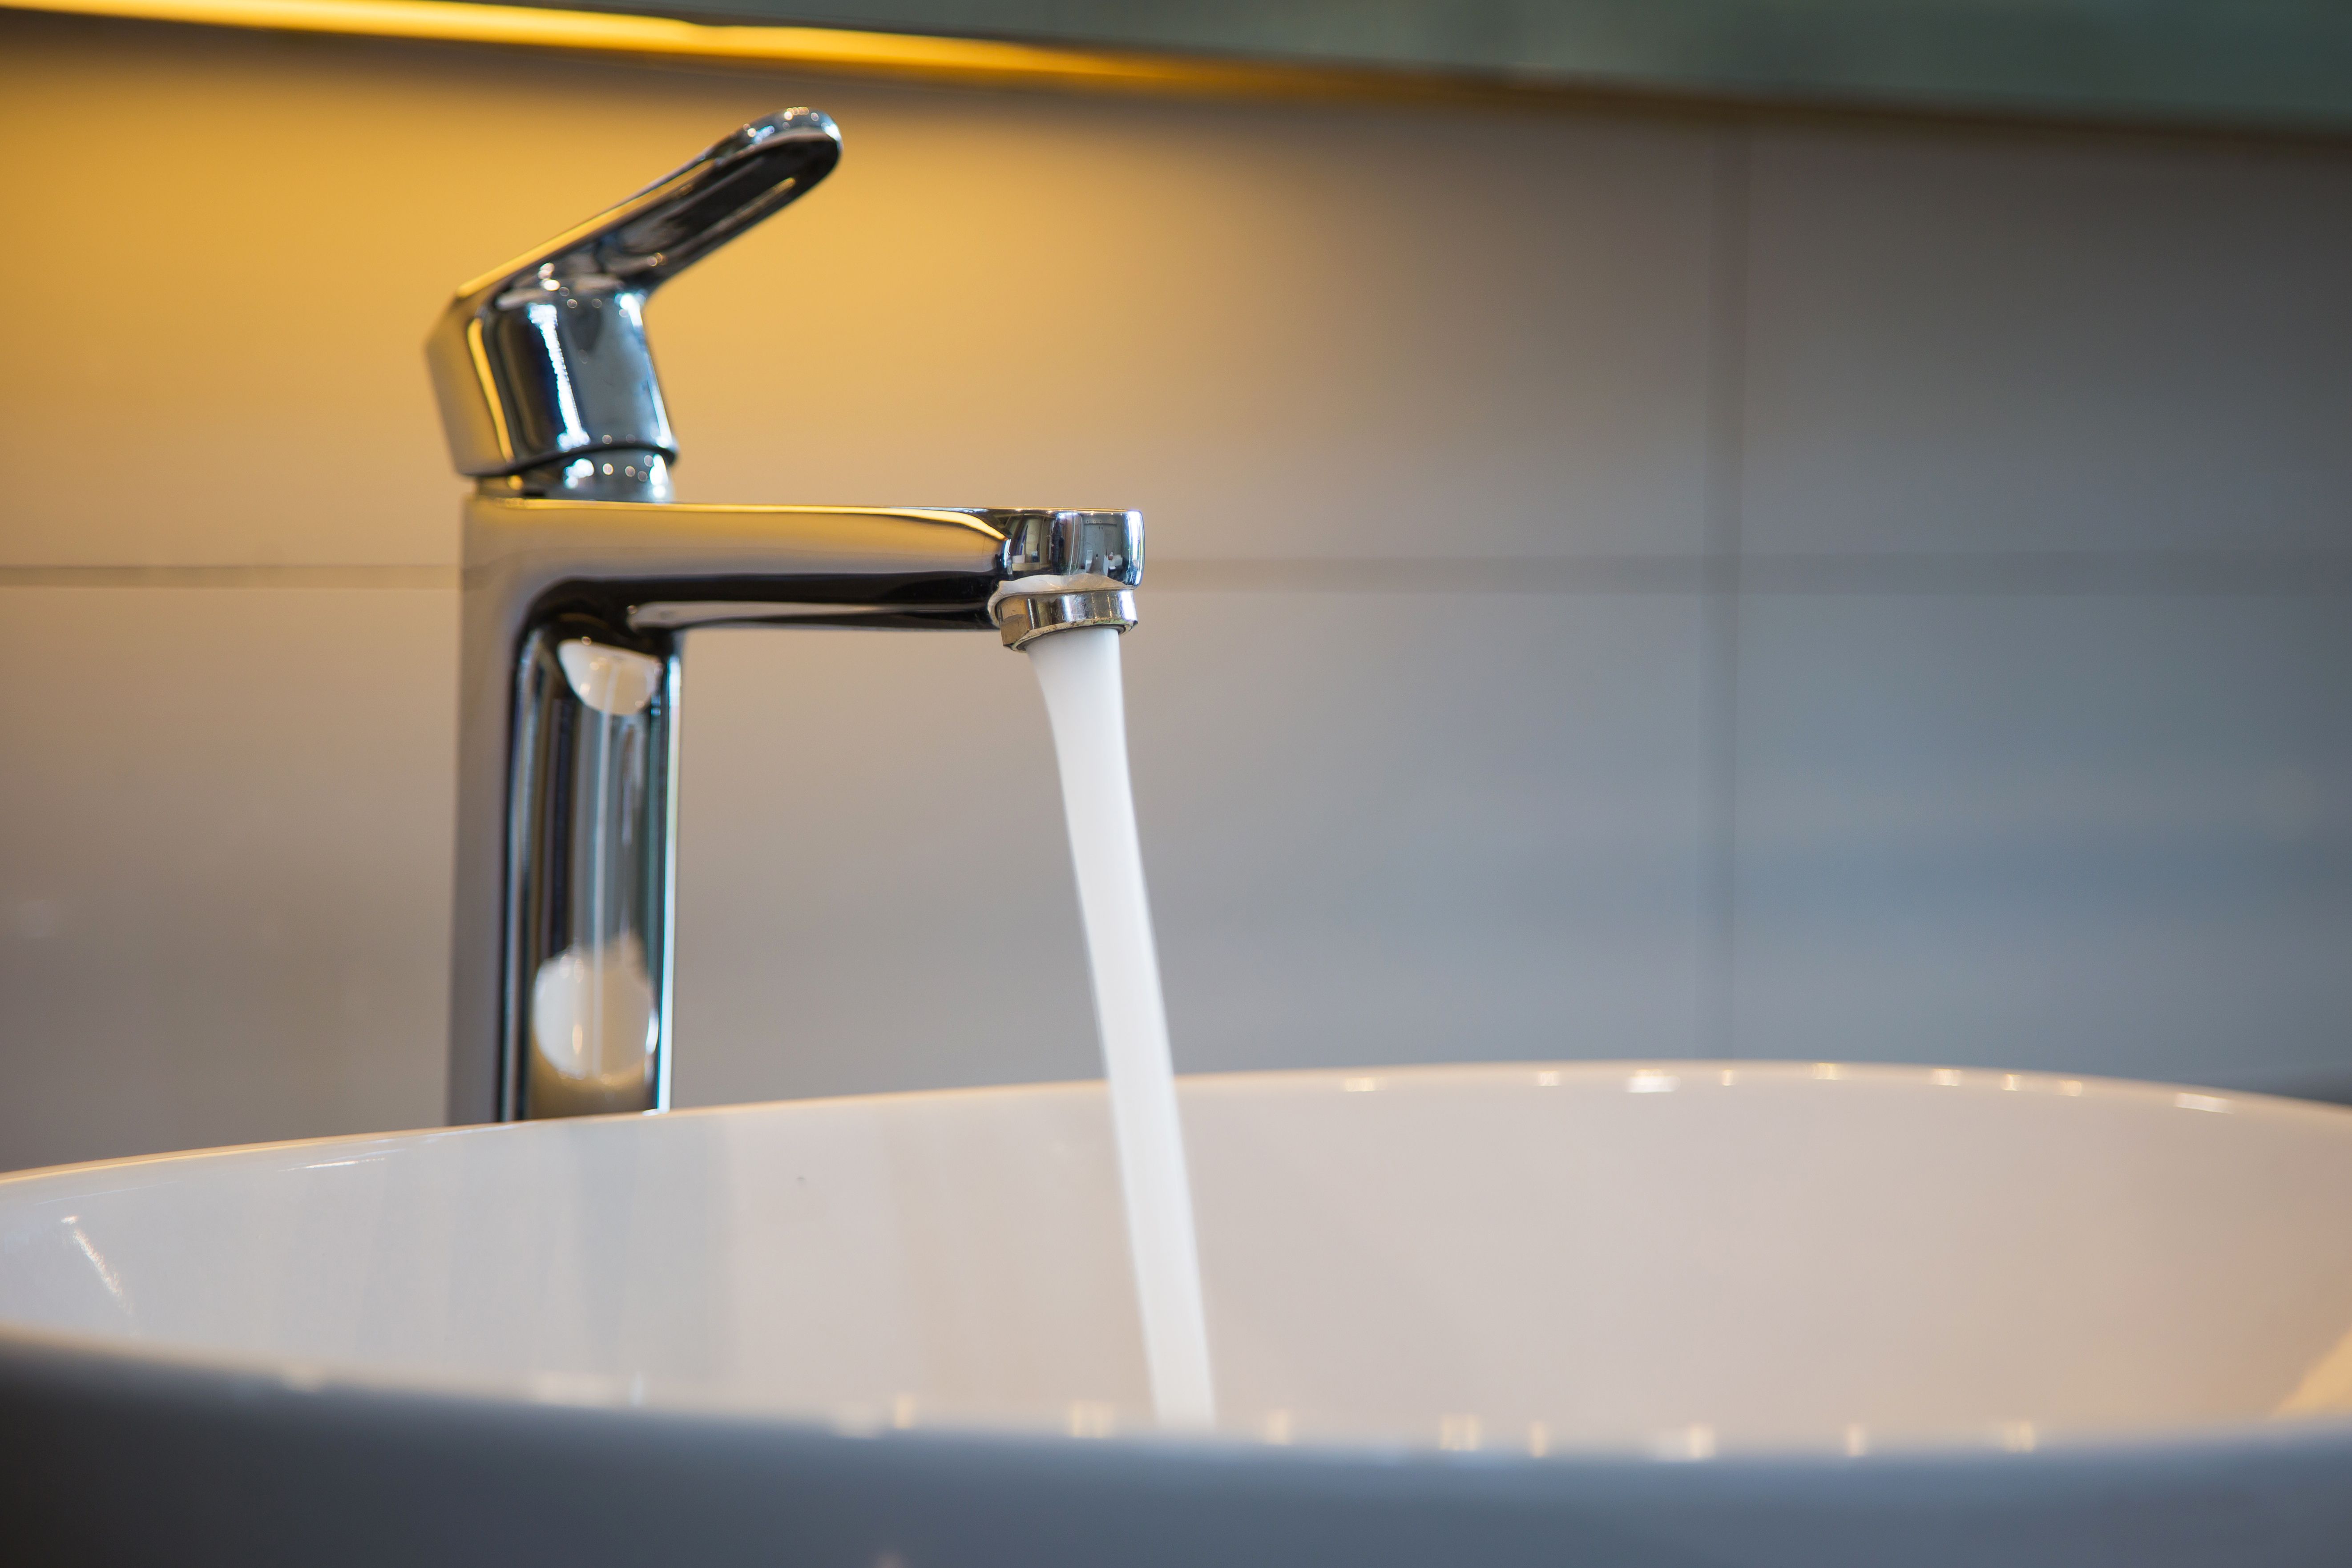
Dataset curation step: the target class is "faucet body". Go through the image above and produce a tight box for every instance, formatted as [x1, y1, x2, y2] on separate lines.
[433, 113, 1138, 1122]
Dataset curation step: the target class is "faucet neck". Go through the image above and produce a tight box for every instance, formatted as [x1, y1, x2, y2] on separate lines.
[485, 450, 674, 503]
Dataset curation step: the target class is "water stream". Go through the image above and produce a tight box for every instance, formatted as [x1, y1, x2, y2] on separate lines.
[1025, 627, 1217, 1429]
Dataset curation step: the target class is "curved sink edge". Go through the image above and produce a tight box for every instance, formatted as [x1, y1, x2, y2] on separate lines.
[7, 1314, 2352, 1475]
[10, 1057, 2347, 1189]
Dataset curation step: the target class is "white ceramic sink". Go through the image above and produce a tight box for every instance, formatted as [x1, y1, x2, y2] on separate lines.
[4, 1062, 2352, 1565]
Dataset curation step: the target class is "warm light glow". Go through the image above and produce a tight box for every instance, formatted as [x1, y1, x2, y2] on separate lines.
[4, 0, 1394, 98]
[1437, 1413, 1481, 1451]
[1065, 1400, 1115, 1438]
[2276, 1322, 2352, 1416]
[1654, 1423, 1715, 1461]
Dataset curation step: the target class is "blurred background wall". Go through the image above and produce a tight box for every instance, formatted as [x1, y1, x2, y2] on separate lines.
[1, 7, 2347, 1171]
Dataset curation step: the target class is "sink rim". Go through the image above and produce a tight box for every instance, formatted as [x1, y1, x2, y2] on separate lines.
[7, 1059, 2352, 1469]
[10, 1056, 2351, 1185]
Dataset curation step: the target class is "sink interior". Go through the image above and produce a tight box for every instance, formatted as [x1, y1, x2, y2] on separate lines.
[4, 1062, 2352, 1456]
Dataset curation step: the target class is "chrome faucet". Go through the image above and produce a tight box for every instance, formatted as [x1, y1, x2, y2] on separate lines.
[428, 110, 1140, 1123]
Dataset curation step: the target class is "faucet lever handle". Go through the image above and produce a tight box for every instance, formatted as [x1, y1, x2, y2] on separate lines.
[427, 110, 842, 490]
[509, 109, 842, 291]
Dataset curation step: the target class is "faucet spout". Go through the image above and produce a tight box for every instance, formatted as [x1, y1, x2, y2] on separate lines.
[448, 492, 1144, 1124]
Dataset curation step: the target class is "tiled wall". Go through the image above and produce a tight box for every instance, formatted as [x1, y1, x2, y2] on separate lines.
[3, 12, 2347, 1171]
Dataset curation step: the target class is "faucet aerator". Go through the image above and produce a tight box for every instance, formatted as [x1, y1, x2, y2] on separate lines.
[992, 583, 1140, 649]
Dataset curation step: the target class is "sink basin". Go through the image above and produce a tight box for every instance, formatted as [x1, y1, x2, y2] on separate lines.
[4, 1061, 2351, 1564]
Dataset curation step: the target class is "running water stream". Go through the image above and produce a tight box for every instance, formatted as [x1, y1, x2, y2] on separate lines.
[1024, 626, 1217, 1429]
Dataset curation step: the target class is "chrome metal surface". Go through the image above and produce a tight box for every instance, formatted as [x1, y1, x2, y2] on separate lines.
[452, 500, 1142, 1122]
[430, 113, 1144, 1122]
[425, 109, 840, 493]
[997, 587, 1139, 648]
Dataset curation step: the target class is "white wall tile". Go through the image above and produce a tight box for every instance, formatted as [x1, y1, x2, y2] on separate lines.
[1130, 592, 1711, 1069]
[3, 13, 1715, 569]
[1741, 129, 2352, 556]
[0, 588, 454, 1171]
[1731, 592, 2352, 1092]
[666, 625, 1096, 1108]
[668, 589, 1710, 1107]
[663, 98, 1720, 562]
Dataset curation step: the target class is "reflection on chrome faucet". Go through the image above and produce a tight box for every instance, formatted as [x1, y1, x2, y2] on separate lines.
[427, 110, 1140, 1122]
[524, 640, 663, 1117]
[529, 935, 658, 1120]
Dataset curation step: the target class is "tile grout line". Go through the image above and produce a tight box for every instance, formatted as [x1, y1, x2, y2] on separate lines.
[1154, 556, 2352, 594]
[6, 558, 2351, 595]
[1700, 125, 1752, 1063]
[0, 565, 458, 588]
